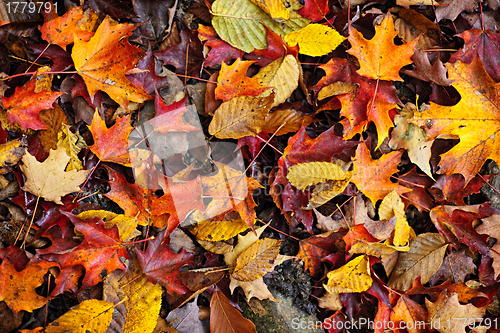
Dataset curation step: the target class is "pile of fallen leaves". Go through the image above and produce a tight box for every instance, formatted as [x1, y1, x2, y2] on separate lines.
[0, 0, 500, 332]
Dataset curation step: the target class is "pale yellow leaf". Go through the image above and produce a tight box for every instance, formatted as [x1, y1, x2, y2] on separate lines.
[379, 190, 410, 246]
[224, 224, 268, 265]
[324, 255, 373, 293]
[21, 146, 90, 204]
[285, 23, 346, 56]
[349, 241, 410, 257]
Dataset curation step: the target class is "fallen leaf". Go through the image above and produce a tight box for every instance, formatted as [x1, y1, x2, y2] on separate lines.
[324, 255, 373, 293]
[21, 146, 90, 204]
[426, 292, 485, 333]
[347, 14, 417, 81]
[387, 233, 447, 291]
[3, 71, 64, 131]
[45, 299, 114, 333]
[285, 24, 345, 57]
[215, 59, 271, 102]
[210, 290, 257, 333]
[72, 16, 151, 110]
[232, 238, 281, 281]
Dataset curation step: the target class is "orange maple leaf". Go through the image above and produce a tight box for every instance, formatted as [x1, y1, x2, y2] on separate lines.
[88, 109, 133, 166]
[215, 59, 271, 102]
[350, 143, 410, 204]
[411, 57, 500, 185]
[347, 14, 417, 81]
[39, 6, 95, 50]
[71, 16, 151, 109]
[0, 260, 57, 314]
[2, 73, 64, 131]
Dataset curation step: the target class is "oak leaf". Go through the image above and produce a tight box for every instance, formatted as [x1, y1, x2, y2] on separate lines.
[72, 16, 151, 110]
[20, 147, 90, 205]
[411, 57, 500, 185]
[2, 71, 64, 131]
[347, 14, 417, 81]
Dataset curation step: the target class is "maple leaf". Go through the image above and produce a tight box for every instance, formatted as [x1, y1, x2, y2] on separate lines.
[40, 212, 129, 289]
[105, 166, 204, 231]
[410, 57, 500, 185]
[135, 230, 195, 295]
[450, 29, 500, 82]
[271, 126, 358, 231]
[297, 0, 330, 22]
[350, 143, 410, 204]
[312, 58, 400, 148]
[88, 109, 133, 166]
[426, 292, 485, 333]
[197, 24, 245, 67]
[0, 259, 57, 314]
[347, 14, 417, 81]
[2, 72, 64, 131]
[72, 16, 151, 110]
[21, 146, 90, 205]
[126, 45, 169, 96]
[390, 295, 427, 333]
[246, 27, 299, 67]
[39, 6, 95, 50]
[215, 59, 271, 102]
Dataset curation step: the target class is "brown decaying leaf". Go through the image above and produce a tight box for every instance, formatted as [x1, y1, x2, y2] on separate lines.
[210, 290, 257, 333]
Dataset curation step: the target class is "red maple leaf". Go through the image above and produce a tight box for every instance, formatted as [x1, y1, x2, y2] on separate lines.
[136, 230, 195, 295]
[3, 74, 64, 131]
[39, 212, 128, 289]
